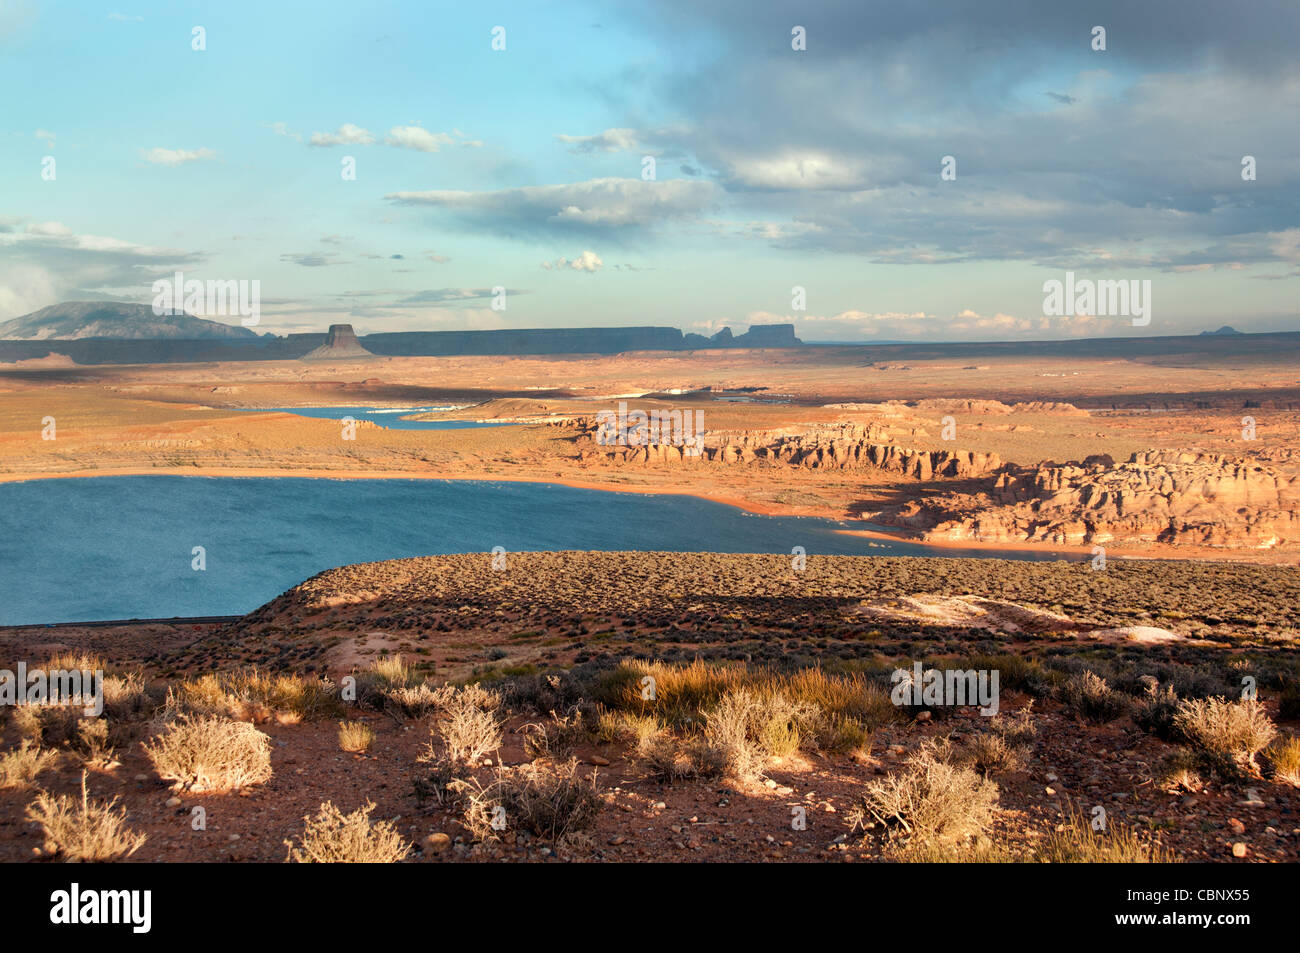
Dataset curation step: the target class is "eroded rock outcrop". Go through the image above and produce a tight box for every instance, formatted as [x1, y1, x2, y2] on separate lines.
[574, 419, 1003, 480]
[886, 449, 1300, 549]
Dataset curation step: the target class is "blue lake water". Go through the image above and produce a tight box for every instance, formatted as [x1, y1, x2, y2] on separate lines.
[0, 476, 1066, 625]
[250, 406, 517, 431]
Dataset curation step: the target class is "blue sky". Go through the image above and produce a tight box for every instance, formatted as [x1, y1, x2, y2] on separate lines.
[2, 0, 1298, 340]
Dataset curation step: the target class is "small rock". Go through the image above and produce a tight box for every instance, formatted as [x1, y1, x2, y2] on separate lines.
[1228, 818, 1246, 835]
[915, 711, 932, 723]
[165, 797, 181, 808]
[1231, 842, 1248, 858]
[589, 755, 611, 766]
[651, 801, 666, 810]
[423, 833, 451, 853]
[1045, 786, 1057, 796]
[607, 835, 626, 846]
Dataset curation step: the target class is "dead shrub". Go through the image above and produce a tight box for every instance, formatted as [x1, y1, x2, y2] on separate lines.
[430, 685, 503, 767]
[144, 716, 273, 792]
[849, 739, 998, 851]
[703, 688, 819, 782]
[1173, 696, 1276, 779]
[451, 758, 602, 845]
[1059, 671, 1129, 724]
[0, 742, 59, 789]
[26, 773, 146, 862]
[522, 705, 588, 761]
[286, 801, 410, 863]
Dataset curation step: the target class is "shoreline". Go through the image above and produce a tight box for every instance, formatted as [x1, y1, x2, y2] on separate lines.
[0, 464, 1282, 565]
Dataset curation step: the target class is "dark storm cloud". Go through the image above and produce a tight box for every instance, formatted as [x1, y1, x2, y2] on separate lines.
[599, 0, 1300, 266]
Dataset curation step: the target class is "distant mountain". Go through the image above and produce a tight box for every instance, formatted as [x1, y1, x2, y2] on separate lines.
[0, 301, 259, 340]
[1200, 325, 1244, 336]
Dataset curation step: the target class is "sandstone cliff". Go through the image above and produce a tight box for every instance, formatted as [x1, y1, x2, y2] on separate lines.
[574, 419, 1004, 480]
[885, 449, 1300, 549]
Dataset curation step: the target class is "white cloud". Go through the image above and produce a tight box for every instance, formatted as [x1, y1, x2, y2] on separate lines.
[308, 123, 374, 147]
[723, 151, 877, 190]
[555, 128, 639, 153]
[0, 221, 201, 320]
[542, 250, 603, 272]
[140, 147, 216, 166]
[267, 121, 302, 143]
[25, 221, 72, 237]
[385, 125, 454, 152]
[34, 129, 54, 149]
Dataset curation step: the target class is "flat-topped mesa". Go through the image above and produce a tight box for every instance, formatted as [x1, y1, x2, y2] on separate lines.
[300, 324, 373, 360]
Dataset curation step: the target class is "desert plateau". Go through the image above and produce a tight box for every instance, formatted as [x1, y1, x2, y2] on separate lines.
[4, 3, 1299, 936]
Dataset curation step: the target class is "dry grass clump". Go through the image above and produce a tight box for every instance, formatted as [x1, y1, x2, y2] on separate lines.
[144, 716, 273, 792]
[1059, 671, 1130, 724]
[592, 659, 894, 731]
[73, 718, 116, 768]
[453, 759, 602, 844]
[102, 672, 156, 722]
[380, 683, 444, 718]
[849, 739, 998, 851]
[45, 651, 107, 674]
[1037, 807, 1179, 863]
[596, 710, 663, 749]
[522, 705, 589, 761]
[962, 733, 1024, 776]
[352, 655, 414, 709]
[963, 706, 1038, 775]
[338, 720, 374, 753]
[1263, 735, 1300, 785]
[428, 684, 503, 767]
[1155, 749, 1207, 794]
[0, 742, 59, 789]
[286, 801, 411, 863]
[990, 705, 1039, 747]
[1133, 682, 1182, 740]
[1172, 697, 1276, 779]
[169, 669, 340, 723]
[26, 773, 146, 862]
[8, 703, 88, 748]
[595, 710, 716, 781]
[702, 688, 818, 782]
[10, 706, 44, 744]
[815, 714, 873, 757]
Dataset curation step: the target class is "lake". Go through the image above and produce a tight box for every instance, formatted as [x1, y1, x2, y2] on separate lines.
[248, 405, 518, 431]
[0, 476, 1065, 625]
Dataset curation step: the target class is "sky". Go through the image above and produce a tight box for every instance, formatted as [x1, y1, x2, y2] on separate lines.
[1, 0, 1298, 341]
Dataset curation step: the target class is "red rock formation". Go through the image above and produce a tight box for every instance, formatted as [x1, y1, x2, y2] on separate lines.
[884, 449, 1300, 550]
